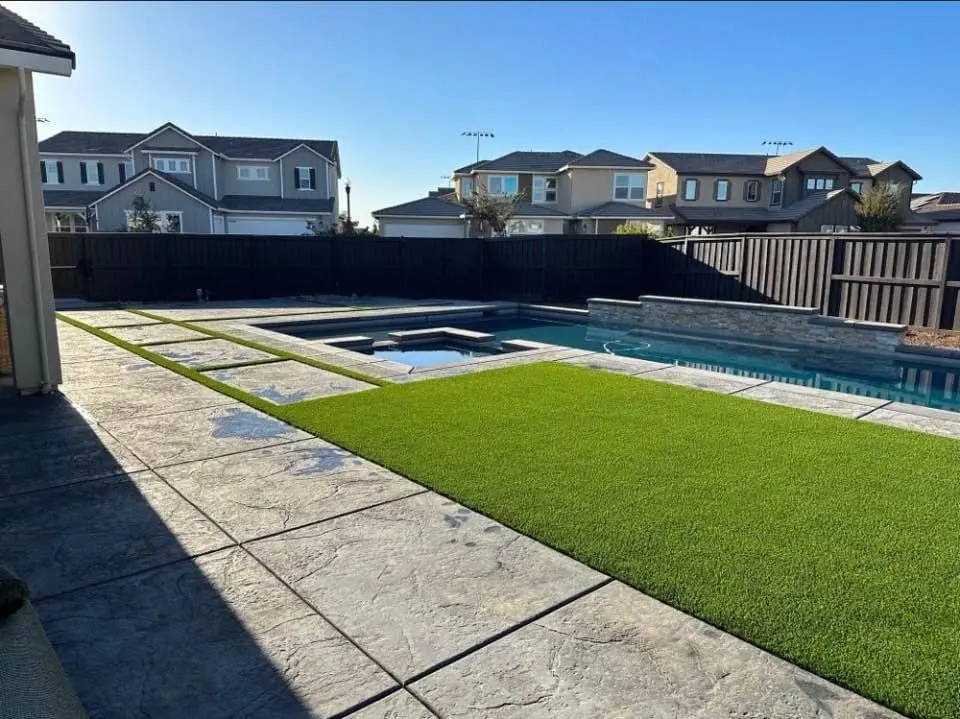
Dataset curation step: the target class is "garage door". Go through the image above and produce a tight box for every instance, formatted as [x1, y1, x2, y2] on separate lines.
[380, 221, 464, 238]
[225, 216, 311, 236]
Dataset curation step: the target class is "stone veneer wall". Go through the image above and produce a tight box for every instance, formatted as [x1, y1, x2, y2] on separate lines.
[588, 296, 906, 354]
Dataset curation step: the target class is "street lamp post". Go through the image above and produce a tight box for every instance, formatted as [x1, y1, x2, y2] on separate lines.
[344, 179, 352, 224]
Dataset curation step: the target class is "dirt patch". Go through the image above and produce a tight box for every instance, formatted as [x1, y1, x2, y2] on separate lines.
[904, 327, 960, 350]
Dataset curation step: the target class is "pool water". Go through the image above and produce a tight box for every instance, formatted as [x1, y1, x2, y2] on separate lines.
[365, 343, 497, 368]
[448, 317, 960, 413]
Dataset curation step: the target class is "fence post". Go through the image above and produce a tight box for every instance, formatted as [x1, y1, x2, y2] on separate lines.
[931, 237, 952, 329]
[737, 235, 750, 301]
[823, 234, 844, 316]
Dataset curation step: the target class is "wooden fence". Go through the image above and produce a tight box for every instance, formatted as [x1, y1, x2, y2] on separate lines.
[47, 233, 646, 305]
[646, 233, 960, 330]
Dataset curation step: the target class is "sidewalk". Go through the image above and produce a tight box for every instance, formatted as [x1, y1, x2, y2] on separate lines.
[0, 321, 903, 717]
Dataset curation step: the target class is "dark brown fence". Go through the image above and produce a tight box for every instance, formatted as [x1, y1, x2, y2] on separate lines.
[47, 233, 646, 305]
[647, 233, 960, 330]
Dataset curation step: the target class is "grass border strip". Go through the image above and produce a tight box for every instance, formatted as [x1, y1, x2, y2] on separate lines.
[127, 309, 389, 387]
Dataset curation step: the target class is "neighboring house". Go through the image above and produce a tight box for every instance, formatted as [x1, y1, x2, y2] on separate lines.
[911, 192, 960, 233]
[373, 149, 672, 237]
[644, 146, 929, 234]
[0, 5, 75, 394]
[38, 123, 340, 235]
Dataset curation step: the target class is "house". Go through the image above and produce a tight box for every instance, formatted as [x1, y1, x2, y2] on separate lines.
[643, 147, 928, 235]
[38, 123, 340, 235]
[0, 5, 75, 394]
[910, 192, 960, 233]
[373, 149, 672, 237]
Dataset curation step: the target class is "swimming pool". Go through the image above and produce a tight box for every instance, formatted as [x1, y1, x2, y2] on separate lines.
[364, 343, 498, 368]
[453, 317, 960, 413]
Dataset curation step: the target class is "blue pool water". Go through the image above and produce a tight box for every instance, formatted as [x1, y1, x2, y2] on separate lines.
[369, 343, 495, 368]
[450, 318, 960, 413]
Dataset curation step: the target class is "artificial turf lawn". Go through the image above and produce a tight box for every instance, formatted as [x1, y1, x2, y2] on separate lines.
[279, 362, 960, 719]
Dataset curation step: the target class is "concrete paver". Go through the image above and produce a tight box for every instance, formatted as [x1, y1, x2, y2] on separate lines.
[861, 402, 960, 439]
[247, 492, 607, 681]
[148, 338, 276, 369]
[561, 351, 670, 376]
[205, 360, 375, 404]
[345, 690, 437, 718]
[641, 365, 770, 394]
[737, 380, 887, 419]
[57, 309, 162, 328]
[105, 323, 209, 345]
[59, 355, 169, 389]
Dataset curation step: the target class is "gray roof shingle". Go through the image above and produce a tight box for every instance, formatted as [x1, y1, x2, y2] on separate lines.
[672, 189, 858, 224]
[910, 192, 960, 222]
[42, 189, 103, 208]
[839, 157, 877, 178]
[0, 5, 75, 67]
[456, 150, 583, 174]
[647, 152, 769, 176]
[218, 196, 334, 214]
[89, 168, 218, 208]
[373, 196, 467, 218]
[578, 201, 673, 219]
[512, 203, 569, 217]
[567, 150, 653, 169]
[38, 129, 337, 163]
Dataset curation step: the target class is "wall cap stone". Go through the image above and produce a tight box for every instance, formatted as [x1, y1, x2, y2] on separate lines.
[637, 295, 820, 316]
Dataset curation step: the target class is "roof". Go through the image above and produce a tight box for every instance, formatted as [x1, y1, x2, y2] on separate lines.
[42, 189, 103, 208]
[428, 187, 455, 198]
[648, 147, 859, 177]
[841, 157, 922, 181]
[565, 150, 653, 170]
[38, 129, 338, 163]
[512, 203, 570, 218]
[372, 196, 467, 218]
[452, 160, 488, 175]
[0, 5, 75, 69]
[910, 192, 960, 222]
[460, 150, 583, 174]
[578, 201, 673, 219]
[766, 189, 853, 221]
[218, 195, 334, 214]
[90, 168, 218, 209]
[671, 189, 857, 224]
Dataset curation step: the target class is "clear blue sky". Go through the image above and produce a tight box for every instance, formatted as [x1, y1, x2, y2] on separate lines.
[11, 1, 960, 224]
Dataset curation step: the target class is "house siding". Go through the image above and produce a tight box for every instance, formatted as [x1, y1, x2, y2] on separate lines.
[219, 159, 281, 197]
[872, 166, 915, 216]
[38, 155, 128, 192]
[131, 128, 206, 189]
[674, 175, 770, 207]
[795, 192, 859, 233]
[645, 162, 678, 211]
[568, 168, 648, 213]
[95, 175, 212, 233]
[280, 147, 331, 199]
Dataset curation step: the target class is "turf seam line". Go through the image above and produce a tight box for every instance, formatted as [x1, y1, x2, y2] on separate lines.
[400, 577, 614, 687]
[854, 399, 895, 420]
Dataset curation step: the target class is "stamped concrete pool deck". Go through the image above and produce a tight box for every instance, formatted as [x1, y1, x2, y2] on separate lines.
[0, 309, 915, 716]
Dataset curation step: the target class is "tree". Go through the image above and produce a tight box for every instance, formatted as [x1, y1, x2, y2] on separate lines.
[612, 221, 663, 239]
[127, 195, 161, 233]
[855, 183, 902, 232]
[461, 183, 526, 237]
[305, 216, 327, 236]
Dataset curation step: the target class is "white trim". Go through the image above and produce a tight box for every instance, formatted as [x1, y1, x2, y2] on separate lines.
[191, 155, 197, 188]
[485, 174, 518, 196]
[40, 159, 61, 185]
[39, 151, 129, 158]
[143, 149, 200, 156]
[532, 175, 557, 203]
[557, 164, 652, 172]
[94, 204, 99, 230]
[90, 169, 217, 209]
[279, 157, 284, 196]
[613, 173, 646, 201]
[80, 160, 104, 186]
[124, 123, 216, 154]
[295, 166, 315, 191]
[209, 208, 215, 233]
[221, 209, 333, 216]
[151, 156, 192, 174]
[128, 152, 136, 173]
[373, 214, 474, 220]
[210, 153, 218, 200]
[237, 165, 271, 181]
[0, 48, 72, 76]
[275, 143, 334, 165]
[582, 215, 673, 221]
[45, 205, 87, 211]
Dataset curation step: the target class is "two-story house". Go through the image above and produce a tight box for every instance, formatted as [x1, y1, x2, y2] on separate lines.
[39, 122, 340, 235]
[644, 146, 931, 235]
[373, 149, 672, 237]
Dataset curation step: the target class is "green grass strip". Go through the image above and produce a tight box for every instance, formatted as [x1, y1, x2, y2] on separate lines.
[57, 313, 281, 414]
[277, 362, 960, 719]
[127, 308, 388, 387]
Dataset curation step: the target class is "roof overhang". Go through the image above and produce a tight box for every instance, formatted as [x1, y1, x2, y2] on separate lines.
[274, 142, 334, 164]
[558, 165, 652, 172]
[0, 46, 72, 76]
[123, 123, 217, 155]
[38, 151, 130, 158]
[222, 209, 333, 216]
[373, 214, 471, 220]
[874, 160, 922, 181]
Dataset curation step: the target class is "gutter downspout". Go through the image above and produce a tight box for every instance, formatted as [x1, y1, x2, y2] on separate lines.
[17, 68, 51, 393]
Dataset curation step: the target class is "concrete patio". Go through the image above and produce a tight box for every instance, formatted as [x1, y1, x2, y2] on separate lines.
[0, 312, 909, 717]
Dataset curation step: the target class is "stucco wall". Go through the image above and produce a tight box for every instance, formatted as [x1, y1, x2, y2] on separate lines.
[38, 154, 130, 192]
[96, 174, 212, 233]
[279, 147, 331, 199]
[675, 175, 771, 207]
[219, 159, 281, 197]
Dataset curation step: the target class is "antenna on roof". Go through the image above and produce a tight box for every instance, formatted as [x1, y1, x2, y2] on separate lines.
[461, 130, 495, 164]
[761, 140, 793, 156]
[440, 175, 452, 187]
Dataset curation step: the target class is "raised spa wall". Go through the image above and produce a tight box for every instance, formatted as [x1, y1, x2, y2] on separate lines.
[587, 296, 906, 355]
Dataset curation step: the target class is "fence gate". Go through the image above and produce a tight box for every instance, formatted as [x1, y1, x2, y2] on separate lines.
[48, 232, 90, 300]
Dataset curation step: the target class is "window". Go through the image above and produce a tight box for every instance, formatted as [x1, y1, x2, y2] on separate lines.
[714, 179, 730, 202]
[40, 159, 62, 185]
[654, 181, 664, 208]
[887, 182, 901, 194]
[487, 175, 518, 195]
[532, 176, 557, 202]
[805, 176, 835, 191]
[153, 157, 191, 174]
[614, 173, 645, 200]
[295, 166, 315, 190]
[118, 161, 134, 183]
[46, 211, 87, 233]
[238, 165, 270, 181]
[460, 177, 474, 198]
[506, 219, 545, 235]
[682, 178, 698, 201]
[745, 180, 760, 202]
[770, 179, 783, 206]
[80, 161, 104, 185]
[849, 181, 863, 195]
[124, 210, 182, 233]
[820, 225, 835, 233]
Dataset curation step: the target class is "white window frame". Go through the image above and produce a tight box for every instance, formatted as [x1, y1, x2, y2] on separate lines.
[532, 176, 557, 203]
[460, 177, 474, 198]
[806, 176, 835, 191]
[715, 179, 730, 202]
[41, 159, 61, 185]
[152, 157, 191, 174]
[121, 160, 134, 181]
[507, 219, 545, 235]
[682, 178, 698, 201]
[46, 211, 87, 233]
[820, 224, 835, 233]
[486, 175, 518, 196]
[80, 160, 103, 186]
[770, 179, 783, 206]
[613, 173, 646, 201]
[237, 165, 270, 181]
[296, 166, 315, 190]
[850, 181, 863, 195]
[124, 210, 183, 233]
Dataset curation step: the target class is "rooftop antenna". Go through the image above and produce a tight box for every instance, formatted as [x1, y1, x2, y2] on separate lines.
[440, 175, 452, 187]
[461, 130, 494, 163]
[36, 117, 49, 123]
[761, 140, 793, 156]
